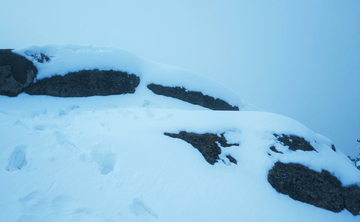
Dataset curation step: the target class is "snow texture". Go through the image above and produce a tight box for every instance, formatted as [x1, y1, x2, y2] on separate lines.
[0, 45, 359, 221]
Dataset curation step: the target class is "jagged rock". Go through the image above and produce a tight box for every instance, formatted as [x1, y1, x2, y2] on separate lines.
[0, 49, 37, 96]
[164, 131, 239, 165]
[147, 83, 239, 111]
[24, 69, 140, 97]
[273, 134, 316, 152]
[268, 162, 360, 216]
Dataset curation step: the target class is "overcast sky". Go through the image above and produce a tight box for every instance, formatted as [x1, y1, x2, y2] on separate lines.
[1, 0, 359, 156]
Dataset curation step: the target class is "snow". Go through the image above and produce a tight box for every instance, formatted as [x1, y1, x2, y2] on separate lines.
[1, 45, 360, 221]
[12, 45, 249, 110]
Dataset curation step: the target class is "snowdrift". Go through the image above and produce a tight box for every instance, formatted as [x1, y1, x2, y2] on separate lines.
[0, 45, 359, 222]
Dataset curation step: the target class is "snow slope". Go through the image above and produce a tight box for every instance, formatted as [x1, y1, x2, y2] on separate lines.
[1, 45, 359, 222]
[12, 45, 254, 110]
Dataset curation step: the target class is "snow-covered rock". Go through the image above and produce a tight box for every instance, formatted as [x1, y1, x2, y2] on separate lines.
[0, 49, 37, 96]
[0, 45, 359, 221]
[24, 69, 140, 98]
[350, 154, 360, 170]
[5, 45, 248, 111]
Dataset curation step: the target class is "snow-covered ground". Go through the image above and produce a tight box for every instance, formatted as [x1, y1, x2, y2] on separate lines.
[1, 45, 359, 221]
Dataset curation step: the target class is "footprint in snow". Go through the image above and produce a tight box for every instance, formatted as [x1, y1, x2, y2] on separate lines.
[71, 207, 93, 221]
[54, 131, 79, 152]
[129, 198, 158, 221]
[91, 149, 116, 175]
[18, 190, 71, 221]
[19, 191, 47, 215]
[33, 124, 46, 131]
[6, 145, 28, 171]
[59, 105, 80, 116]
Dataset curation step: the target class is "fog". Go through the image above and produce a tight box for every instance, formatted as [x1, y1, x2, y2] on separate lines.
[1, 0, 359, 156]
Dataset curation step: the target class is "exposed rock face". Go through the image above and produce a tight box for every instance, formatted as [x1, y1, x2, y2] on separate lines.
[24, 69, 140, 97]
[164, 131, 239, 165]
[147, 84, 239, 111]
[268, 162, 360, 216]
[273, 134, 316, 152]
[0, 49, 37, 96]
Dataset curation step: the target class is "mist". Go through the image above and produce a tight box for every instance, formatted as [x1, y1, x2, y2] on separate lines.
[1, 0, 359, 156]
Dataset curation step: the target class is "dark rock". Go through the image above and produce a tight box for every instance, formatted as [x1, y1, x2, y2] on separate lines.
[344, 185, 360, 216]
[226, 155, 237, 164]
[147, 83, 239, 111]
[0, 49, 37, 96]
[269, 146, 283, 154]
[331, 144, 336, 152]
[349, 156, 360, 170]
[268, 162, 360, 215]
[274, 134, 316, 152]
[164, 131, 239, 165]
[24, 69, 140, 97]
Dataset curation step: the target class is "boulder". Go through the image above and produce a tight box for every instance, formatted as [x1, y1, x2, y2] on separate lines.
[268, 161, 360, 215]
[0, 49, 37, 96]
[147, 83, 239, 111]
[24, 69, 140, 97]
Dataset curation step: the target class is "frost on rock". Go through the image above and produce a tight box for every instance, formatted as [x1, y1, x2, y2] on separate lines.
[268, 162, 360, 216]
[147, 84, 239, 111]
[164, 131, 239, 165]
[24, 69, 140, 97]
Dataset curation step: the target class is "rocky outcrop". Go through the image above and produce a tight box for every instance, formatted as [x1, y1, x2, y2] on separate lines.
[164, 131, 239, 165]
[0, 49, 37, 96]
[349, 155, 360, 170]
[24, 69, 140, 97]
[1, 48, 239, 108]
[268, 162, 360, 216]
[147, 84, 239, 111]
[273, 134, 316, 152]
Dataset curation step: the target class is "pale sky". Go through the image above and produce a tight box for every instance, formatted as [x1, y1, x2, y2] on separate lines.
[1, 0, 359, 156]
